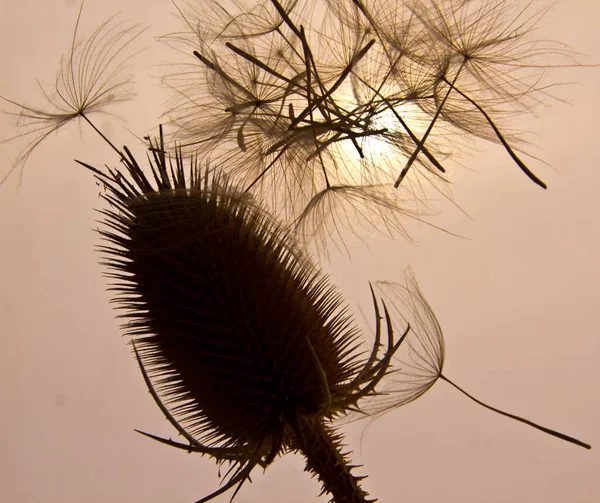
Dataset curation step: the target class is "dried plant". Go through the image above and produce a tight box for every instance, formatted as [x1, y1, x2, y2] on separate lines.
[78, 126, 412, 502]
[1, 2, 592, 502]
[160, 0, 579, 249]
[0, 1, 145, 186]
[369, 268, 591, 450]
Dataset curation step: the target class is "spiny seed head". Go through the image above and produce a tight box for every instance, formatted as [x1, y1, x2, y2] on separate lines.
[86, 127, 371, 458]
[82, 128, 410, 501]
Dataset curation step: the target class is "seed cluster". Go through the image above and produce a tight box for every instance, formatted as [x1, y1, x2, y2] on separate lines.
[162, 0, 569, 246]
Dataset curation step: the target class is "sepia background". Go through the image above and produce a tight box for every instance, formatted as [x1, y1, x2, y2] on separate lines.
[0, 0, 598, 502]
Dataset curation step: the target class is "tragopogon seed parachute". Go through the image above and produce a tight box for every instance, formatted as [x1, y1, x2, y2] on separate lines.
[368, 269, 591, 450]
[0, 1, 145, 187]
[0, 2, 593, 502]
[161, 0, 581, 250]
[1, 0, 584, 253]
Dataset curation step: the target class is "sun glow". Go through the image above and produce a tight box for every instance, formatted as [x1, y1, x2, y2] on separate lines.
[335, 96, 430, 186]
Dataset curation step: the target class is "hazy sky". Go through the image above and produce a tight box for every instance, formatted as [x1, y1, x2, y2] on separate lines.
[0, 1, 598, 502]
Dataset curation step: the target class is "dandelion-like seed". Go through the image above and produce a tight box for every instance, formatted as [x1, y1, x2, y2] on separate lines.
[80, 126, 411, 502]
[372, 268, 591, 450]
[0, 1, 145, 186]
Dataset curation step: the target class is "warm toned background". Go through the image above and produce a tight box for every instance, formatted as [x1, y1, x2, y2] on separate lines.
[1, 1, 598, 502]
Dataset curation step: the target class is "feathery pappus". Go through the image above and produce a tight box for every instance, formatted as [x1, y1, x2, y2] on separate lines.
[0, 2, 592, 502]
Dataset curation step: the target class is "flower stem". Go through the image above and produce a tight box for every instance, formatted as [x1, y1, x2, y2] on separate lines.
[290, 414, 371, 503]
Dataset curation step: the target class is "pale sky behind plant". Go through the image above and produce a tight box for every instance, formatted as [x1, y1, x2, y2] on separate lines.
[0, 1, 598, 502]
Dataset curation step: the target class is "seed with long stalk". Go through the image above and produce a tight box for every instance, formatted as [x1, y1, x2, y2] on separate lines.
[79, 126, 411, 503]
[371, 268, 591, 450]
[0, 0, 145, 186]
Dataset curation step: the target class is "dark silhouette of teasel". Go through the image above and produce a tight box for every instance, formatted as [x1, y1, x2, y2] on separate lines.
[79, 126, 411, 502]
[78, 129, 589, 503]
[0, 3, 591, 500]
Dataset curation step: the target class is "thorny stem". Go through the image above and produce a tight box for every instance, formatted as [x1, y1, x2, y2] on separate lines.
[290, 414, 371, 503]
[439, 375, 591, 450]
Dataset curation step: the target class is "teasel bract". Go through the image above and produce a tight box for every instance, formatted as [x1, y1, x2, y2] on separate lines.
[0, 3, 591, 500]
[78, 126, 410, 502]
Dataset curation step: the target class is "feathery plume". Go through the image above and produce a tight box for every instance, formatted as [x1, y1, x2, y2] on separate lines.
[0, 1, 145, 186]
[160, 0, 579, 251]
[370, 268, 591, 450]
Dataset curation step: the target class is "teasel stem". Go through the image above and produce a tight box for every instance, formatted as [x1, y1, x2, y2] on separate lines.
[290, 414, 371, 503]
[439, 375, 591, 450]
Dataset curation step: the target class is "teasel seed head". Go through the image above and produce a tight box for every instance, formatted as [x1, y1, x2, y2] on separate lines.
[80, 126, 408, 502]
